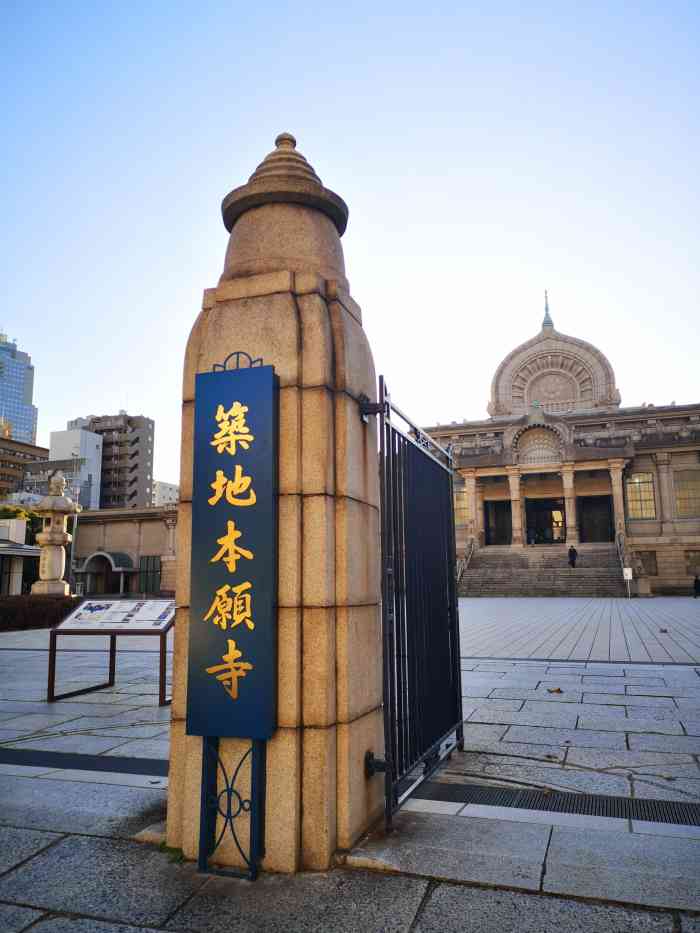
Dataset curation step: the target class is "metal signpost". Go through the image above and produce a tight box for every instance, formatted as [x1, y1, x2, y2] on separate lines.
[186, 362, 278, 880]
[623, 566, 633, 599]
[48, 598, 175, 705]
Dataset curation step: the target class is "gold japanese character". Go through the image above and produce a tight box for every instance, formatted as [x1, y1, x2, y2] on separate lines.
[205, 638, 253, 700]
[203, 583, 233, 630]
[203, 581, 254, 631]
[208, 465, 257, 508]
[210, 401, 254, 455]
[210, 519, 254, 573]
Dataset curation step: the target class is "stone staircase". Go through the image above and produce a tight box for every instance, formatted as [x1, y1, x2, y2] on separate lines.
[459, 544, 627, 597]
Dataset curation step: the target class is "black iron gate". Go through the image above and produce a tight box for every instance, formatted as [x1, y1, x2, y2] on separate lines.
[364, 376, 463, 828]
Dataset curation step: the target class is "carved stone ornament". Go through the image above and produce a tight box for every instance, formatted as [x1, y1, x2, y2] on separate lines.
[488, 321, 620, 417]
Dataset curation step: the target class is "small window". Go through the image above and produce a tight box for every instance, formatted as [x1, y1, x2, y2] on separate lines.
[675, 470, 700, 518]
[636, 550, 658, 576]
[625, 472, 656, 520]
[138, 555, 161, 594]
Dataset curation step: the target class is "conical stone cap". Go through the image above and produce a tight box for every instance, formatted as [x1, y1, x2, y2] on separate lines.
[222, 133, 349, 235]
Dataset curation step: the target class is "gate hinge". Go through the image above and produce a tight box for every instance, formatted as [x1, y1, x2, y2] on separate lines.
[358, 395, 384, 424]
[365, 751, 387, 777]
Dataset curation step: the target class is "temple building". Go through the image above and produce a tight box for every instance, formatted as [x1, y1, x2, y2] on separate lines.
[426, 296, 700, 595]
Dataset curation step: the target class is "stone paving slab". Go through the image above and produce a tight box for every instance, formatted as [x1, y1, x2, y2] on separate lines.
[629, 777, 700, 802]
[583, 693, 678, 707]
[0, 700, 147, 717]
[504, 725, 627, 749]
[468, 763, 632, 797]
[626, 686, 700, 697]
[577, 716, 684, 734]
[468, 708, 579, 728]
[491, 688, 585, 702]
[543, 826, 700, 910]
[413, 882, 675, 932]
[0, 774, 166, 837]
[3, 734, 133, 755]
[37, 769, 168, 790]
[523, 699, 626, 717]
[0, 903, 44, 933]
[0, 826, 63, 875]
[0, 836, 206, 927]
[632, 821, 700, 839]
[167, 869, 428, 933]
[0, 728, 32, 740]
[474, 698, 525, 710]
[0, 713, 86, 732]
[629, 734, 700, 754]
[564, 748, 700, 778]
[26, 918, 155, 933]
[104, 738, 170, 759]
[348, 811, 549, 890]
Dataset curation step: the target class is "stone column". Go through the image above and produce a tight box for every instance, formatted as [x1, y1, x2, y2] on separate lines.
[506, 467, 523, 545]
[166, 134, 383, 874]
[461, 470, 477, 549]
[475, 481, 485, 546]
[608, 459, 626, 536]
[654, 452, 675, 533]
[160, 513, 178, 594]
[561, 463, 578, 545]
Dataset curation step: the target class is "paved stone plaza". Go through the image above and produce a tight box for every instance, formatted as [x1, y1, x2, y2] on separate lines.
[459, 596, 700, 662]
[0, 630, 172, 765]
[1, 603, 700, 927]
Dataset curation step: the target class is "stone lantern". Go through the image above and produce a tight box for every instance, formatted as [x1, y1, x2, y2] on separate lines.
[31, 471, 81, 596]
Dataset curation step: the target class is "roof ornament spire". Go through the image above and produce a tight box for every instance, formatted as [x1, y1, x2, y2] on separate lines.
[543, 289, 553, 329]
[221, 131, 349, 235]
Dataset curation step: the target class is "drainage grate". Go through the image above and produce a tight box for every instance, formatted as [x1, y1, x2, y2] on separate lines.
[414, 780, 700, 826]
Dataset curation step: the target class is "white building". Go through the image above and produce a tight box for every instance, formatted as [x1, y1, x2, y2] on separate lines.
[0, 517, 40, 594]
[49, 428, 103, 509]
[152, 481, 179, 507]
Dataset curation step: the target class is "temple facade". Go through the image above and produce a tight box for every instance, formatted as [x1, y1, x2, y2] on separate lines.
[426, 297, 700, 594]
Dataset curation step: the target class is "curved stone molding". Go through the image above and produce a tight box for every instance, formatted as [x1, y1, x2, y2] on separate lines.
[514, 426, 563, 464]
[488, 326, 620, 416]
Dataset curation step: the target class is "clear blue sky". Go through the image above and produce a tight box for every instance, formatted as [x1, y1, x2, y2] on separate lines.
[2, 2, 698, 483]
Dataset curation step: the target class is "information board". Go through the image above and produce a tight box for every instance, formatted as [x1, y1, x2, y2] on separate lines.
[58, 599, 176, 631]
[186, 365, 278, 740]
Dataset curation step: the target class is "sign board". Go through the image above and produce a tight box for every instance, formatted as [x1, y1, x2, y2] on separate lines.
[58, 599, 176, 631]
[623, 567, 633, 581]
[186, 366, 278, 740]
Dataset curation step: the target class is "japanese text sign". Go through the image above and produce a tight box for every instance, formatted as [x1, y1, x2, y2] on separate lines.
[186, 366, 278, 738]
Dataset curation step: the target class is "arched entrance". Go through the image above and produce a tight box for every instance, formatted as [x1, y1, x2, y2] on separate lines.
[78, 551, 135, 594]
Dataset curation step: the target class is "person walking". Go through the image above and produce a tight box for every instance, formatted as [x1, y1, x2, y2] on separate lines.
[694, 575, 700, 598]
[568, 545, 578, 569]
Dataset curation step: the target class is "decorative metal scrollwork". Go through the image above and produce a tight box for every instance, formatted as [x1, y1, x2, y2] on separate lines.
[212, 350, 264, 372]
[198, 736, 266, 880]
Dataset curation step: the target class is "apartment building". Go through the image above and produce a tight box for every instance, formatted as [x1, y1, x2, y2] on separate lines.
[67, 411, 154, 508]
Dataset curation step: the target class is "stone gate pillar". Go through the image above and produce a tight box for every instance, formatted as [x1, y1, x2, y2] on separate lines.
[166, 134, 384, 872]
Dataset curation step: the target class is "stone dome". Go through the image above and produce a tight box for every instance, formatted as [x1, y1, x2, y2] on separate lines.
[487, 296, 621, 417]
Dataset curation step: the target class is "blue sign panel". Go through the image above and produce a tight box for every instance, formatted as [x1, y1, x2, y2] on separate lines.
[186, 366, 278, 739]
